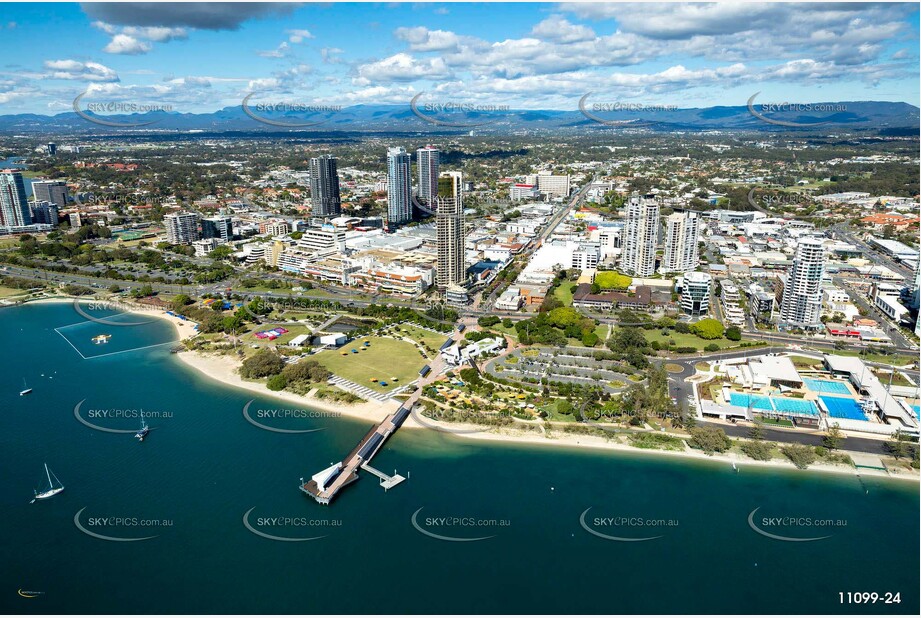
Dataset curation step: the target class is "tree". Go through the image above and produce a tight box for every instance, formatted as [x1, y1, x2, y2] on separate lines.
[781, 443, 817, 469]
[240, 350, 285, 379]
[688, 427, 732, 454]
[725, 326, 742, 341]
[478, 315, 500, 327]
[740, 440, 773, 461]
[691, 318, 725, 340]
[266, 374, 288, 391]
[822, 423, 845, 451]
[884, 429, 912, 459]
[171, 294, 192, 313]
[748, 420, 765, 441]
[282, 359, 329, 384]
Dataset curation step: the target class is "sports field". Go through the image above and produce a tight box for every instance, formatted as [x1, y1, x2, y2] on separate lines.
[313, 337, 426, 392]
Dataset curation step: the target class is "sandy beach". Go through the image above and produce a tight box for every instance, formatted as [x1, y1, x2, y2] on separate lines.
[24, 296, 919, 482]
[175, 350, 399, 424]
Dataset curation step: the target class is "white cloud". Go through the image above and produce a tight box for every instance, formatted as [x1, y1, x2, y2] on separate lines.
[287, 29, 313, 43]
[93, 21, 187, 54]
[104, 34, 153, 55]
[354, 53, 452, 85]
[531, 15, 595, 43]
[258, 42, 290, 58]
[43, 59, 119, 82]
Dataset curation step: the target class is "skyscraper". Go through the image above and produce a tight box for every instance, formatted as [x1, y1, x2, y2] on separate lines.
[0, 170, 31, 227]
[202, 215, 233, 242]
[779, 237, 826, 329]
[661, 211, 699, 273]
[436, 171, 465, 292]
[386, 147, 412, 226]
[620, 193, 659, 277]
[164, 212, 200, 245]
[416, 146, 440, 208]
[31, 179, 70, 209]
[30, 201, 59, 226]
[309, 155, 341, 218]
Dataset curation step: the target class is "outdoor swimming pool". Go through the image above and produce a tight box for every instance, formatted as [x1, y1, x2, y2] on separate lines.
[729, 393, 819, 416]
[803, 378, 851, 395]
[819, 396, 867, 421]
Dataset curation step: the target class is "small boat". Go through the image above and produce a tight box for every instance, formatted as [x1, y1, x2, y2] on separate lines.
[135, 418, 150, 442]
[19, 378, 32, 396]
[32, 464, 64, 502]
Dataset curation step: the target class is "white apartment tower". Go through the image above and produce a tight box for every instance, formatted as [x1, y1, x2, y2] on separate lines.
[621, 194, 660, 277]
[779, 237, 826, 329]
[416, 146, 440, 208]
[436, 171, 465, 291]
[164, 212, 200, 245]
[387, 147, 412, 226]
[661, 211, 699, 273]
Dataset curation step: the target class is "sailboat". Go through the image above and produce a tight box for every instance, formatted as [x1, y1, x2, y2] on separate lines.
[31, 464, 64, 502]
[19, 378, 32, 396]
[135, 417, 150, 442]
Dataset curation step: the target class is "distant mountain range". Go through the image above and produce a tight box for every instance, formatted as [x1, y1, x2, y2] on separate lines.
[0, 101, 917, 135]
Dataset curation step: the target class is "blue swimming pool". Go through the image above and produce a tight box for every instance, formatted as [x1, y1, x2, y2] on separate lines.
[729, 393, 818, 416]
[804, 378, 851, 395]
[913, 405, 920, 420]
[819, 396, 867, 421]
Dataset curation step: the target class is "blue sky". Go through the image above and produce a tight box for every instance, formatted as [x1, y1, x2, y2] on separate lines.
[0, 2, 918, 115]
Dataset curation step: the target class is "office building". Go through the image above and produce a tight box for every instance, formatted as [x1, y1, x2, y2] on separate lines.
[202, 216, 233, 242]
[31, 180, 69, 209]
[661, 211, 699, 273]
[30, 201, 59, 226]
[0, 170, 31, 227]
[680, 271, 712, 316]
[436, 171, 465, 291]
[416, 146, 440, 208]
[779, 237, 826, 330]
[164, 212, 200, 245]
[386, 147, 412, 226]
[621, 194, 659, 277]
[309, 155, 341, 218]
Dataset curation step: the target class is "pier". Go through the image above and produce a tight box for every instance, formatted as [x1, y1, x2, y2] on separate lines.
[300, 403, 413, 504]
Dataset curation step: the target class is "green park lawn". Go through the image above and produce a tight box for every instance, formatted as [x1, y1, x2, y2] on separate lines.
[553, 283, 574, 307]
[313, 337, 427, 392]
[639, 329, 753, 351]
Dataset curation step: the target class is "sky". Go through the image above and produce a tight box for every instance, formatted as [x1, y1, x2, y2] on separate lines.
[0, 2, 918, 116]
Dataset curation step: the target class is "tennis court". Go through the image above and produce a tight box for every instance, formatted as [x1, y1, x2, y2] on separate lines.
[819, 396, 867, 421]
[804, 378, 851, 395]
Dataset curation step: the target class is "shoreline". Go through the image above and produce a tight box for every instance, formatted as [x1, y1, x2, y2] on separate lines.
[174, 350, 400, 424]
[22, 296, 921, 483]
[430, 420, 920, 484]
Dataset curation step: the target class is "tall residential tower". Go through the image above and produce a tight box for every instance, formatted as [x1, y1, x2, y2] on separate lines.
[779, 237, 826, 330]
[661, 211, 699, 273]
[416, 146, 440, 208]
[436, 171, 465, 291]
[0, 170, 31, 227]
[309, 155, 341, 218]
[620, 194, 659, 277]
[386, 147, 412, 226]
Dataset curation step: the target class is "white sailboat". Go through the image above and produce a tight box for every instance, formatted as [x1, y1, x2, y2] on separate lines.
[19, 378, 32, 396]
[31, 464, 64, 502]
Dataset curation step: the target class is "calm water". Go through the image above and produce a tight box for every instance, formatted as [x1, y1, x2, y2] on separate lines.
[1, 302, 918, 614]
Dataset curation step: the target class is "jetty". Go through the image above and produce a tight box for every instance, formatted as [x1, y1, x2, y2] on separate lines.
[300, 404, 412, 505]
